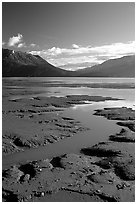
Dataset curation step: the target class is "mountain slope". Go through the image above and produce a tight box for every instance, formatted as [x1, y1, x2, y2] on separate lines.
[2, 49, 135, 77]
[2, 49, 70, 77]
[75, 55, 135, 77]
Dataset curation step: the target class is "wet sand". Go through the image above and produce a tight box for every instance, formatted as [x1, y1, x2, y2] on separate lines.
[2, 82, 135, 202]
[3, 94, 120, 156]
[3, 117, 135, 202]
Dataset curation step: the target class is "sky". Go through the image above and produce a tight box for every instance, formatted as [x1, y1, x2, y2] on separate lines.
[2, 2, 135, 70]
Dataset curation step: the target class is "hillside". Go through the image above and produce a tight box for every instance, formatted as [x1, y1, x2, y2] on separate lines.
[2, 48, 69, 77]
[75, 55, 135, 77]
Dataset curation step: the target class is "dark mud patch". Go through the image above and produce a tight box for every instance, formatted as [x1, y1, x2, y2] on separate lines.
[112, 156, 135, 181]
[109, 128, 135, 142]
[81, 142, 121, 157]
[81, 133, 135, 181]
[95, 192, 119, 202]
[50, 156, 64, 168]
[18, 163, 37, 179]
[117, 121, 135, 132]
[94, 107, 135, 121]
[3, 110, 88, 156]
[94, 107, 135, 133]
[13, 137, 32, 148]
[84, 107, 135, 183]
[2, 189, 19, 202]
[62, 117, 74, 121]
[2, 151, 135, 202]
[9, 94, 121, 108]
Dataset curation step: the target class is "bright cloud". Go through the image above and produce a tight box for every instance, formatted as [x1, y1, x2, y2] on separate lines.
[18, 42, 26, 48]
[6, 34, 38, 48]
[30, 41, 135, 70]
[2, 41, 5, 46]
[72, 44, 80, 49]
[48, 55, 101, 66]
[8, 33, 23, 47]
[44, 41, 135, 57]
[30, 43, 36, 47]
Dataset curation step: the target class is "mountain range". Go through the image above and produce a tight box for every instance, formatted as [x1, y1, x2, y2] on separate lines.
[75, 55, 135, 77]
[2, 48, 135, 77]
[2, 49, 70, 77]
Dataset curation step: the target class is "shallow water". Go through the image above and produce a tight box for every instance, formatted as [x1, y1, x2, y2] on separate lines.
[3, 100, 132, 169]
[2, 77, 135, 168]
[3, 77, 135, 84]
[3, 77, 135, 103]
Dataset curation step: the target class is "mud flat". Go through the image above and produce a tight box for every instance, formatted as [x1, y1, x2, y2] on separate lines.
[94, 107, 135, 120]
[94, 107, 135, 131]
[2, 95, 120, 155]
[2, 106, 135, 202]
[2, 129, 135, 202]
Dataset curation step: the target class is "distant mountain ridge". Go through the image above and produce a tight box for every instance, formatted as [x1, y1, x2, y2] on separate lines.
[2, 48, 70, 77]
[75, 55, 135, 77]
[2, 48, 135, 77]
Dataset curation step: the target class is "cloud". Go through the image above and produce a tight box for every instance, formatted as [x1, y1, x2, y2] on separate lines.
[72, 44, 80, 49]
[48, 55, 100, 66]
[8, 33, 23, 47]
[2, 41, 5, 46]
[29, 41, 135, 70]
[17, 43, 26, 48]
[59, 61, 98, 71]
[30, 43, 36, 47]
[6, 34, 39, 50]
[44, 41, 135, 57]
[48, 47, 62, 55]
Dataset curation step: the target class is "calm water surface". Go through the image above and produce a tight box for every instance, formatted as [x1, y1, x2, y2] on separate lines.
[3, 77, 135, 84]
[3, 77, 135, 103]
